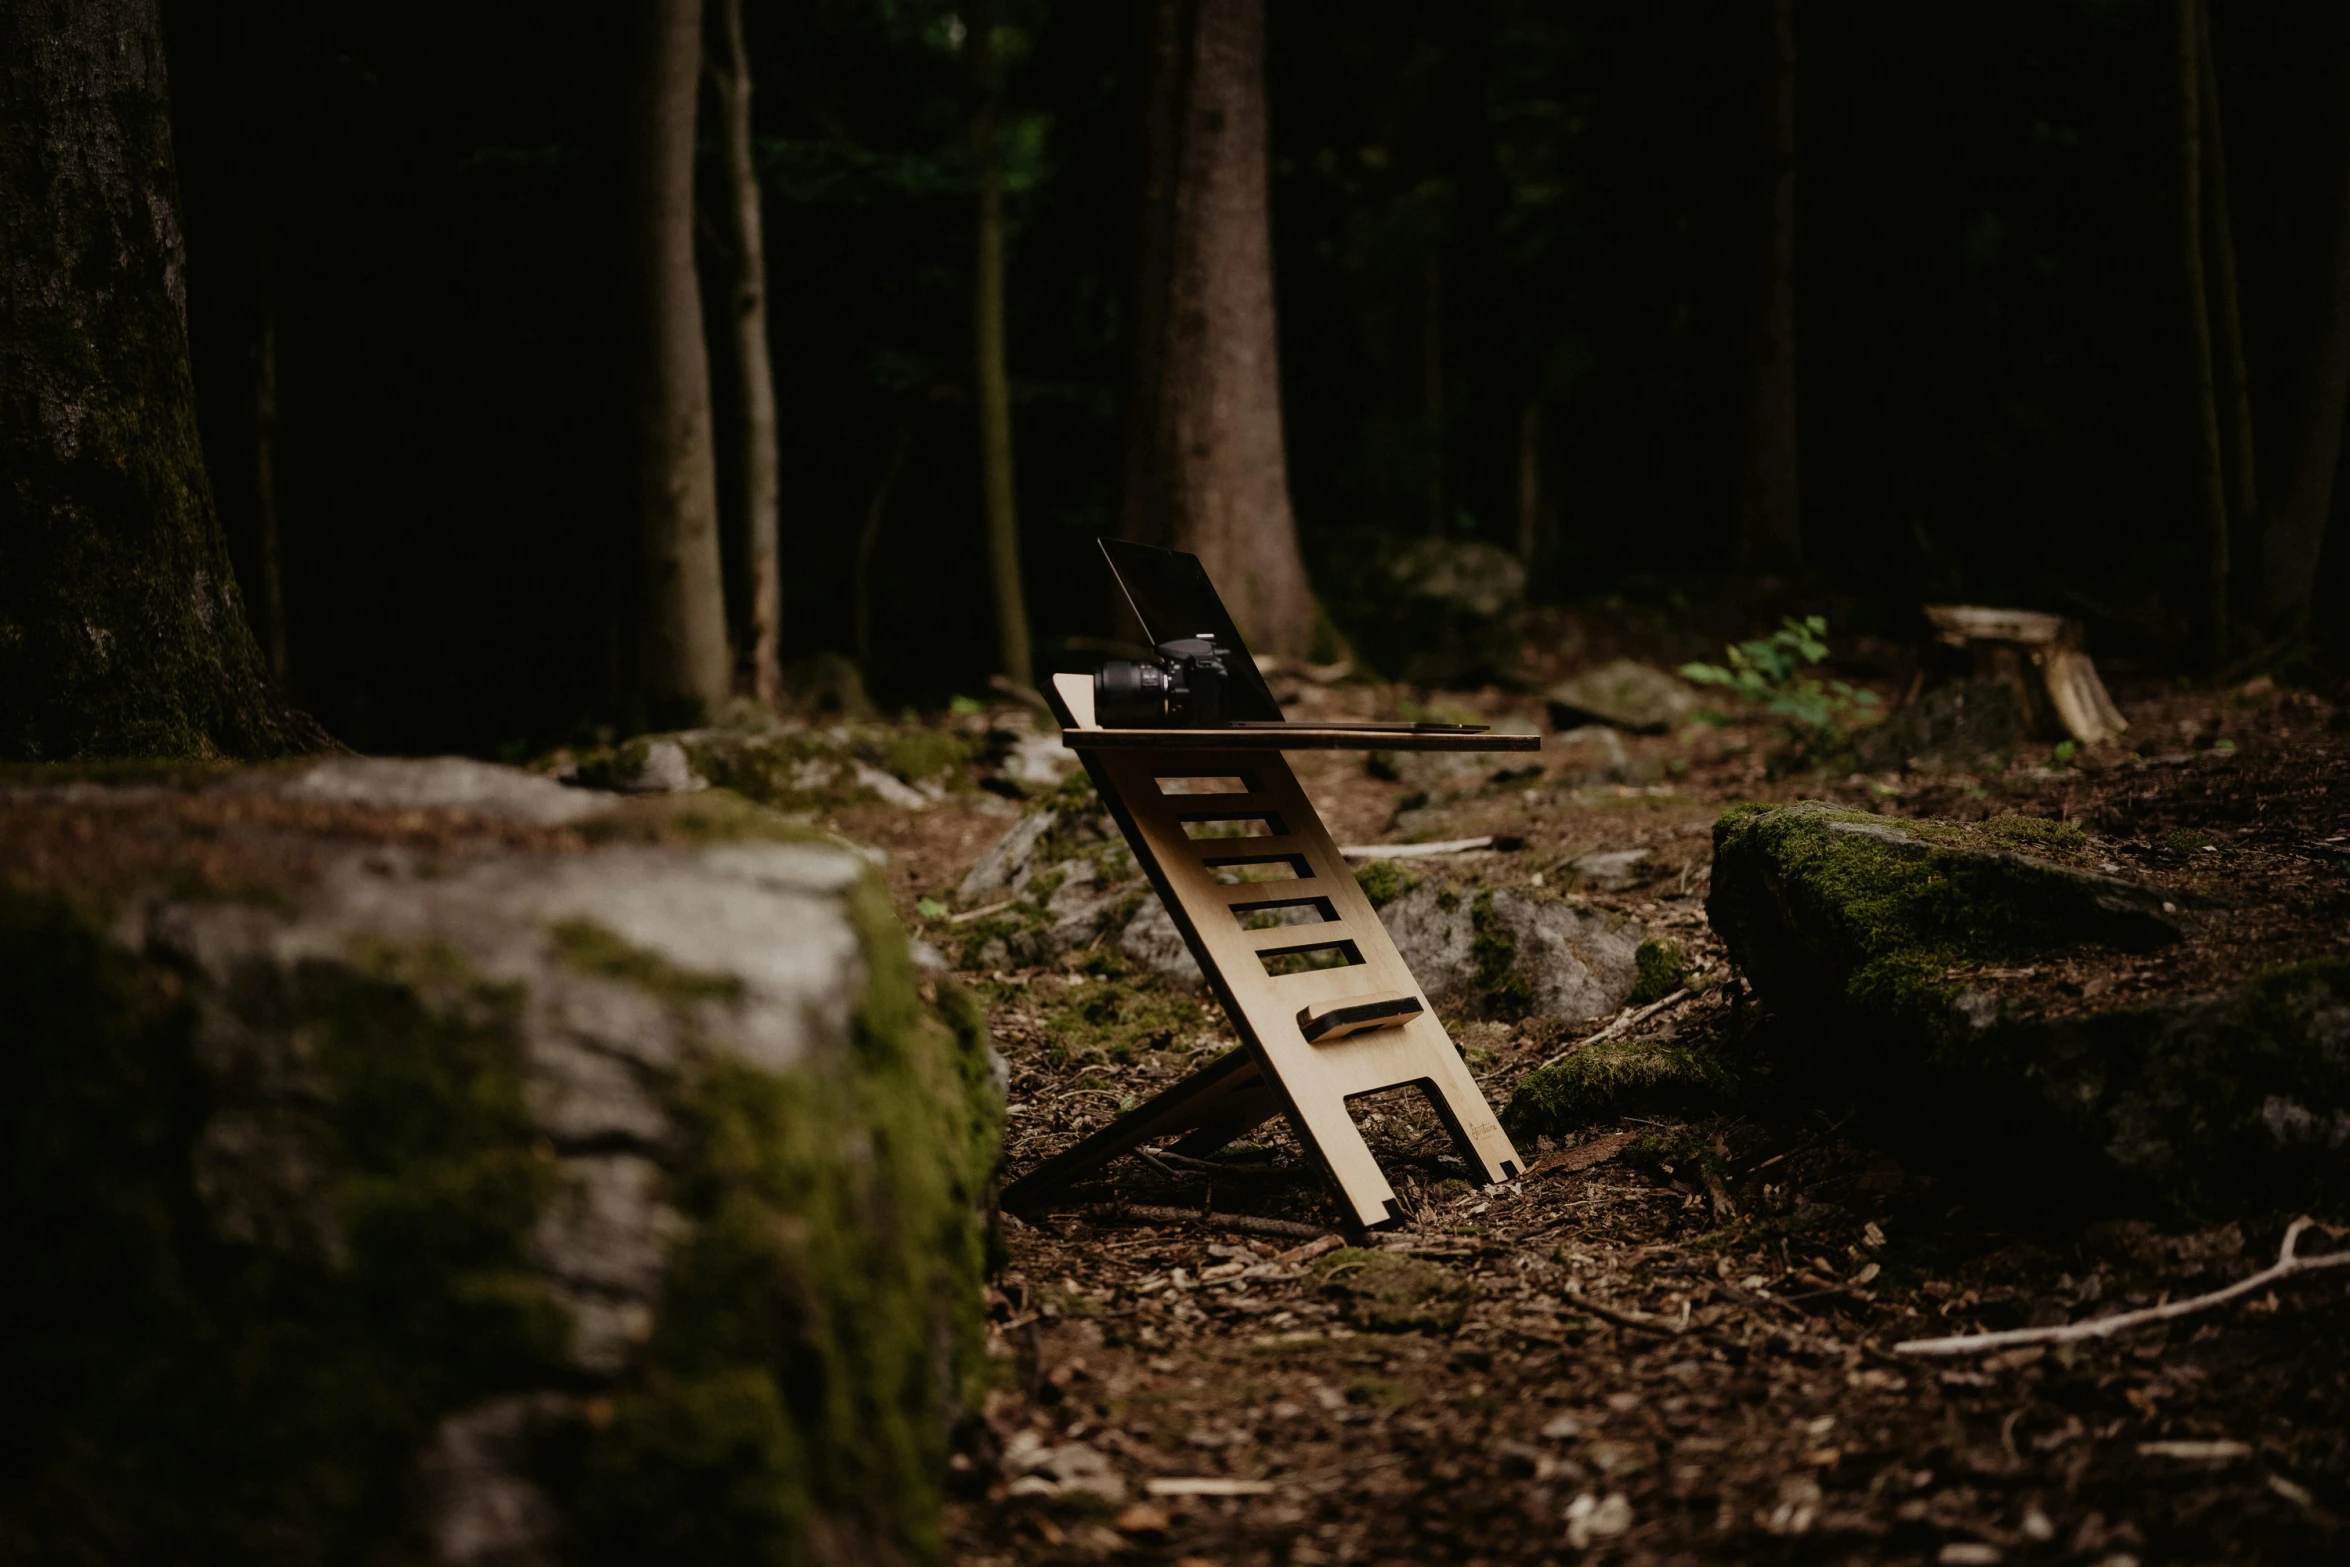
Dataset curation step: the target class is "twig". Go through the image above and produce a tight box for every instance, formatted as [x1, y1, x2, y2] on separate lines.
[1075, 1203, 1331, 1243]
[1532, 989, 1694, 1073]
[1337, 836, 1495, 860]
[1560, 1286, 1684, 1336]
[1894, 1218, 2350, 1357]
[946, 898, 1017, 925]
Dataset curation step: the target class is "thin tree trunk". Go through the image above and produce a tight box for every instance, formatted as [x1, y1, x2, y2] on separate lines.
[2262, 7, 2350, 632]
[710, 0, 781, 709]
[2177, 0, 2230, 667]
[854, 424, 912, 673]
[1516, 398, 1542, 565]
[1122, 0, 1315, 657]
[1736, 0, 1802, 568]
[250, 59, 289, 687]
[2198, 0, 2258, 545]
[970, 0, 1032, 686]
[1425, 256, 1446, 538]
[0, 0, 289, 759]
[626, 0, 731, 727]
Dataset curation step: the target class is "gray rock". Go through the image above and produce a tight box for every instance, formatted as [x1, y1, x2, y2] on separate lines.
[1350, 538, 1527, 686]
[1566, 847, 1653, 890]
[274, 755, 619, 823]
[1120, 896, 1205, 985]
[0, 765, 998, 1562]
[1545, 660, 1697, 734]
[1379, 881, 1642, 1024]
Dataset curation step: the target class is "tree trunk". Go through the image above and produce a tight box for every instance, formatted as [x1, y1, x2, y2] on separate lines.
[2176, 0, 2230, 668]
[970, 1, 1032, 685]
[2198, 1, 2258, 552]
[1122, 0, 1314, 658]
[1736, 0, 1802, 568]
[1424, 255, 1446, 538]
[710, 0, 781, 710]
[0, 0, 290, 760]
[2261, 7, 2350, 633]
[625, 0, 731, 727]
[1516, 398, 1542, 566]
[251, 89, 289, 686]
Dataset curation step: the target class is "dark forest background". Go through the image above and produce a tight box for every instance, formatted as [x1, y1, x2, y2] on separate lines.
[160, 0, 2349, 757]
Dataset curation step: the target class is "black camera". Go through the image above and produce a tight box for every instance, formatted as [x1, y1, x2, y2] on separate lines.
[1094, 636, 1236, 727]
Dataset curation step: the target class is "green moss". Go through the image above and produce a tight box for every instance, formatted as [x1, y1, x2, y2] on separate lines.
[1469, 888, 1533, 1021]
[1029, 967, 1206, 1067]
[1981, 812, 2089, 851]
[1354, 858, 1422, 909]
[552, 866, 999, 1565]
[1629, 938, 1688, 1005]
[882, 729, 971, 786]
[1503, 1033, 1739, 1139]
[551, 919, 746, 1004]
[1311, 1249, 1471, 1333]
[1707, 801, 2175, 1035]
[0, 894, 564, 1559]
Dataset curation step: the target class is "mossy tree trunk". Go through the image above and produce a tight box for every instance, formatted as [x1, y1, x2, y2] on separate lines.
[1121, 0, 1314, 658]
[0, 0, 289, 760]
[626, 0, 732, 728]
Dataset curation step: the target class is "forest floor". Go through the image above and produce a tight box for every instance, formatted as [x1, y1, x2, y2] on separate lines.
[831, 665, 2350, 1567]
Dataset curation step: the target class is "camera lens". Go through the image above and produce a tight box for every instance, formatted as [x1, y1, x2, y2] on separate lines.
[1095, 659, 1174, 726]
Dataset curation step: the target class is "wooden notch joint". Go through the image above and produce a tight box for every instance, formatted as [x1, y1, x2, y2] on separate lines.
[1296, 990, 1424, 1044]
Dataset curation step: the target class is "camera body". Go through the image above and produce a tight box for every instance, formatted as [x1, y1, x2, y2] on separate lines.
[1094, 636, 1234, 727]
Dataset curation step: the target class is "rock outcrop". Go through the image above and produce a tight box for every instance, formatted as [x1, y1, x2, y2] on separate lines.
[1370, 875, 1644, 1025]
[1545, 660, 1698, 734]
[0, 759, 999, 1563]
[1705, 801, 2348, 1212]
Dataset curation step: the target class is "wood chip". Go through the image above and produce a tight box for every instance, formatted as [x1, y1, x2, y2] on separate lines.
[1145, 1477, 1277, 1497]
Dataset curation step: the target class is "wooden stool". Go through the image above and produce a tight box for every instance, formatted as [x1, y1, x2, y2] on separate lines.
[1000, 673, 1539, 1231]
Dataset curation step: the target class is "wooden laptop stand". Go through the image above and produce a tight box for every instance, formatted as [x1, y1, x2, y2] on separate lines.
[1000, 674, 1540, 1231]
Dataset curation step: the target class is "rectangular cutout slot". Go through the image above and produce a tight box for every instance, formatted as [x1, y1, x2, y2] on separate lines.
[1206, 855, 1311, 885]
[1257, 940, 1364, 977]
[1180, 814, 1285, 841]
[1155, 773, 1257, 796]
[1230, 897, 1340, 931]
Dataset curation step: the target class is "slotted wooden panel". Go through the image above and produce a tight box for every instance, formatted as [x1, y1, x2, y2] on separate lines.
[999, 675, 1526, 1230]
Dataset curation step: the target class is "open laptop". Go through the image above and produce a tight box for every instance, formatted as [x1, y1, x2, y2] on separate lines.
[1097, 537, 1488, 733]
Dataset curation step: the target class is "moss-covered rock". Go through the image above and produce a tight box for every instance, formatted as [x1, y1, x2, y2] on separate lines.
[564, 705, 978, 813]
[1504, 1034, 1738, 1142]
[1378, 879, 1643, 1024]
[0, 758, 1000, 1563]
[1706, 801, 2346, 1213]
[1310, 1248, 1472, 1333]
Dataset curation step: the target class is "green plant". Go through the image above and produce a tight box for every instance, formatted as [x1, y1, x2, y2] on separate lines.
[1678, 616, 1879, 746]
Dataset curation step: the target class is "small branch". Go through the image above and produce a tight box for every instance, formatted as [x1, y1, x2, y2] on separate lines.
[1337, 836, 1497, 860]
[1076, 1203, 1331, 1243]
[1564, 1291, 1684, 1337]
[946, 898, 1017, 925]
[1533, 989, 1693, 1073]
[1895, 1218, 2350, 1357]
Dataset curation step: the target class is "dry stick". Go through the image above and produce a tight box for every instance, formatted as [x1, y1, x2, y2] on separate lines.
[1077, 1203, 1331, 1243]
[1895, 1218, 2350, 1357]
[1532, 989, 1694, 1074]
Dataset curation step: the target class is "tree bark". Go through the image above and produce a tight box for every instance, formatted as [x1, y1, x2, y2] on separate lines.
[1122, 0, 1314, 658]
[1516, 398, 1542, 566]
[625, 0, 731, 727]
[2177, 0, 2230, 667]
[2198, 1, 2258, 550]
[971, 0, 1032, 685]
[0, 0, 289, 760]
[1736, 0, 1802, 568]
[2261, 7, 2350, 633]
[710, 0, 781, 710]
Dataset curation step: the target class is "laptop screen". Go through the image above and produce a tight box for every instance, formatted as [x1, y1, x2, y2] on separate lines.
[1097, 538, 1287, 722]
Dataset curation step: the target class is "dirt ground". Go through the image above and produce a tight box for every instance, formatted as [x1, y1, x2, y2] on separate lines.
[837, 668, 2350, 1567]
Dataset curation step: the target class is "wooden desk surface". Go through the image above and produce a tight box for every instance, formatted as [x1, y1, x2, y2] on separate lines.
[1048, 673, 1541, 754]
